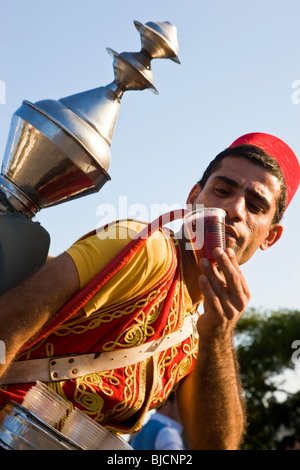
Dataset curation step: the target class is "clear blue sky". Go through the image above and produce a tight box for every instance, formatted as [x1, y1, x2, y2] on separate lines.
[1, 0, 300, 312]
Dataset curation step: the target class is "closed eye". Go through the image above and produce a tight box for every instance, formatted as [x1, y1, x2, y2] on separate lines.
[214, 187, 230, 197]
[246, 199, 266, 214]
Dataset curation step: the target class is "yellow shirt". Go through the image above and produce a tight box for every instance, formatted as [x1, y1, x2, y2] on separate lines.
[66, 219, 193, 316]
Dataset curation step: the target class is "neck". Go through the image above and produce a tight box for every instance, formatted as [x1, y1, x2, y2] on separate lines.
[176, 229, 204, 307]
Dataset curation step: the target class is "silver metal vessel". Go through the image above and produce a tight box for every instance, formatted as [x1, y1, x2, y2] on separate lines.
[0, 20, 180, 218]
[0, 19, 180, 295]
[0, 401, 83, 450]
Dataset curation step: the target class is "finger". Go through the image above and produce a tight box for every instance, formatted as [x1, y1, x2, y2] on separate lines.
[206, 249, 250, 314]
[199, 258, 238, 319]
[199, 272, 239, 325]
[198, 274, 227, 327]
[212, 262, 227, 286]
[213, 248, 244, 292]
[224, 248, 251, 299]
[200, 256, 229, 297]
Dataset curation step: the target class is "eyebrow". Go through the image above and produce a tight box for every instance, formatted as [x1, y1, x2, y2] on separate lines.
[212, 175, 272, 211]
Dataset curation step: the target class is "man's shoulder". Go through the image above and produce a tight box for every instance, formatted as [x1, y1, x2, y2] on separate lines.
[97, 219, 172, 240]
[67, 218, 175, 282]
[93, 218, 174, 253]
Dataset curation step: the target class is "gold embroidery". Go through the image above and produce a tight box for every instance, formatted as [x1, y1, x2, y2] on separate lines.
[102, 291, 168, 351]
[72, 372, 118, 422]
[104, 366, 136, 422]
[45, 343, 54, 358]
[52, 289, 165, 339]
[163, 284, 182, 336]
[115, 355, 158, 434]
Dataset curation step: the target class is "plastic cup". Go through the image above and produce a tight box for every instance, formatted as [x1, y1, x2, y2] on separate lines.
[97, 432, 133, 450]
[61, 408, 109, 450]
[22, 381, 71, 426]
[183, 207, 226, 265]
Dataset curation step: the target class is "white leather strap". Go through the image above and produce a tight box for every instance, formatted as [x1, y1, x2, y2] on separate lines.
[1, 315, 197, 385]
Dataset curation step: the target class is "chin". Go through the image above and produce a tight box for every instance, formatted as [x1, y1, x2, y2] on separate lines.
[237, 251, 254, 266]
[229, 245, 244, 266]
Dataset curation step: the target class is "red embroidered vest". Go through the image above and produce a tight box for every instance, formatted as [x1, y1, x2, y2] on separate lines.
[0, 211, 198, 433]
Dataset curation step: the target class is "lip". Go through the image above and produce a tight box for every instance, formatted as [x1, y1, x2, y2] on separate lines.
[225, 225, 238, 240]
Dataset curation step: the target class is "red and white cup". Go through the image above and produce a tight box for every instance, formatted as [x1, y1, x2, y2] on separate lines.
[183, 207, 226, 266]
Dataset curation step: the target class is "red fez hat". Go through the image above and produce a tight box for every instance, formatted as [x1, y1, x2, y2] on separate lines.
[229, 132, 300, 211]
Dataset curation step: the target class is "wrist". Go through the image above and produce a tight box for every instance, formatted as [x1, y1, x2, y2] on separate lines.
[196, 316, 234, 343]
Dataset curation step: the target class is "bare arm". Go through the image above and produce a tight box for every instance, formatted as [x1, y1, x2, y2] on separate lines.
[0, 252, 80, 378]
[177, 247, 250, 450]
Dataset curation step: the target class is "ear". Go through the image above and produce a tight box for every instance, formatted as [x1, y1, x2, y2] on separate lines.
[186, 183, 201, 207]
[260, 224, 283, 251]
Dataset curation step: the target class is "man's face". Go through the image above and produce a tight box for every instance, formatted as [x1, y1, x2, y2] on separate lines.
[188, 156, 283, 265]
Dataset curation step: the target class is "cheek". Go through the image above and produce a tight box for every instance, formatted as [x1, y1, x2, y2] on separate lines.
[252, 219, 272, 245]
[193, 191, 213, 208]
[245, 223, 270, 254]
[237, 222, 267, 263]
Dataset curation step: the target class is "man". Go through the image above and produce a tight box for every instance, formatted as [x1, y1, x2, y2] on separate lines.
[0, 132, 299, 450]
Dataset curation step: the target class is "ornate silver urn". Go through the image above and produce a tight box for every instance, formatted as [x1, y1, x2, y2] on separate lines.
[0, 20, 180, 217]
[0, 20, 180, 294]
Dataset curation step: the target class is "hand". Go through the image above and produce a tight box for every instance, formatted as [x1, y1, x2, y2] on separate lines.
[197, 247, 251, 339]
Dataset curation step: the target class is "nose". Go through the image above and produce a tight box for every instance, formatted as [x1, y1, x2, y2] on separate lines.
[224, 196, 246, 222]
